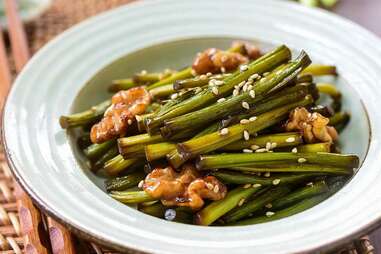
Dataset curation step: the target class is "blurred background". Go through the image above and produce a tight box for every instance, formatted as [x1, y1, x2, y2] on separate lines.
[291, 0, 381, 36]
[328, 0, 381, 37]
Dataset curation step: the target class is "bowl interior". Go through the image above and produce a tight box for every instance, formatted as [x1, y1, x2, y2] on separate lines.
[68, 37, 370, 193]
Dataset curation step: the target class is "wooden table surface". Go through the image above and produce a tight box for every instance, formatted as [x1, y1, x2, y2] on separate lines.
[334, 0, 381, 251]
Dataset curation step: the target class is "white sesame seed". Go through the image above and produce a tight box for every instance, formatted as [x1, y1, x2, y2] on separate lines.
[272, 179, 281, 185]
[286, 137, 296, 143]
[276, 69, 283, 75]
[238, 81, 246, 88]
[220, 128, 229, 136]
[164, 209, 176, 221]
[306, 182, 314, 187]
[249, 90, 256, 99]
[251, 145, 260, 150]
[217, 98, 226, 103]
[238, 198, 246, 206]
[195, 87, 202, 93]
[212, 86, 219, 95]
[266, 211, 275, 217]
[243, 130, 250, 140]
[179, 90, 187, 96]
[242, 84, 248, 92]
[214, 80, 224, 86]
[264, 172, 271, 177]
[255, 148, 267, 153]
[220, 67, 226, 73]
[298, 158, 307, 163]
[243, 149, 253, 153]
[240, 119, 250, 124]
[240, 65, 248, 72]
[242, 101, 250, 110]
[208, 79, 216, 86]
[266, 142, 272, 151]
[206, 72, 213, 77]
[249, 116, 257, 121]
[243, 184, 252, 189]
[213, 185, 220, 193]
[199, 74, 207, 80]
[127, 119, 133, 125]
[265, 203, 273, 209]
[271, 142, 277, 149]
[245, 80, 253, 86]
[250, 73, 259, 80]
[171, 93, 178, 100]
[206, 183, 214, 190]
[292, 147, 298, 153]
[233, 89, 239, 97]
[263, 72, 270, 76]
[138, 180, 144, 188]
[247, 84, 254, 91]
[253, 183, 262, 188]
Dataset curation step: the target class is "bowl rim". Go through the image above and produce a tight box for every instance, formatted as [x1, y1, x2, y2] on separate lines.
[3, 0, 381, 253]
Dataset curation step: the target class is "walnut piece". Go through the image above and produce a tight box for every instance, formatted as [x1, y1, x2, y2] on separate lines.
[192, 48, 248, 75]
[285, 107, 338, 143]
[231, 41, 262, 60]
[192, 42, 262, 75]
[90, 87, 151, 144]
[143, 164, 227, 210]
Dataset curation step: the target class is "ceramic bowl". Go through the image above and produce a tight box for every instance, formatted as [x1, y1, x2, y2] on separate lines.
[3, 0, 381, 253]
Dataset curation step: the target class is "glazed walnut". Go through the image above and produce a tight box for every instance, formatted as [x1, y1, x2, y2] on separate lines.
[192, 48, 249, 75]
[90, 87, 151, 144]
[192, 41, 262, 75]
[285, 107, 338, 143]
[143, 164, 227, 210]
[231, 41, 262, 60]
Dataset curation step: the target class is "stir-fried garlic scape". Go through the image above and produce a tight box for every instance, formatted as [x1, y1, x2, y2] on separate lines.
[60, 41, 359, 226]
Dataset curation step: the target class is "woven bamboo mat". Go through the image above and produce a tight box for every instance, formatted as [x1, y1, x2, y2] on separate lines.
[0, 0, 376, 253]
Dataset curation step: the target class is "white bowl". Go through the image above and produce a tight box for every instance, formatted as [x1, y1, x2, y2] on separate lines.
[3, 0, 381, 253]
